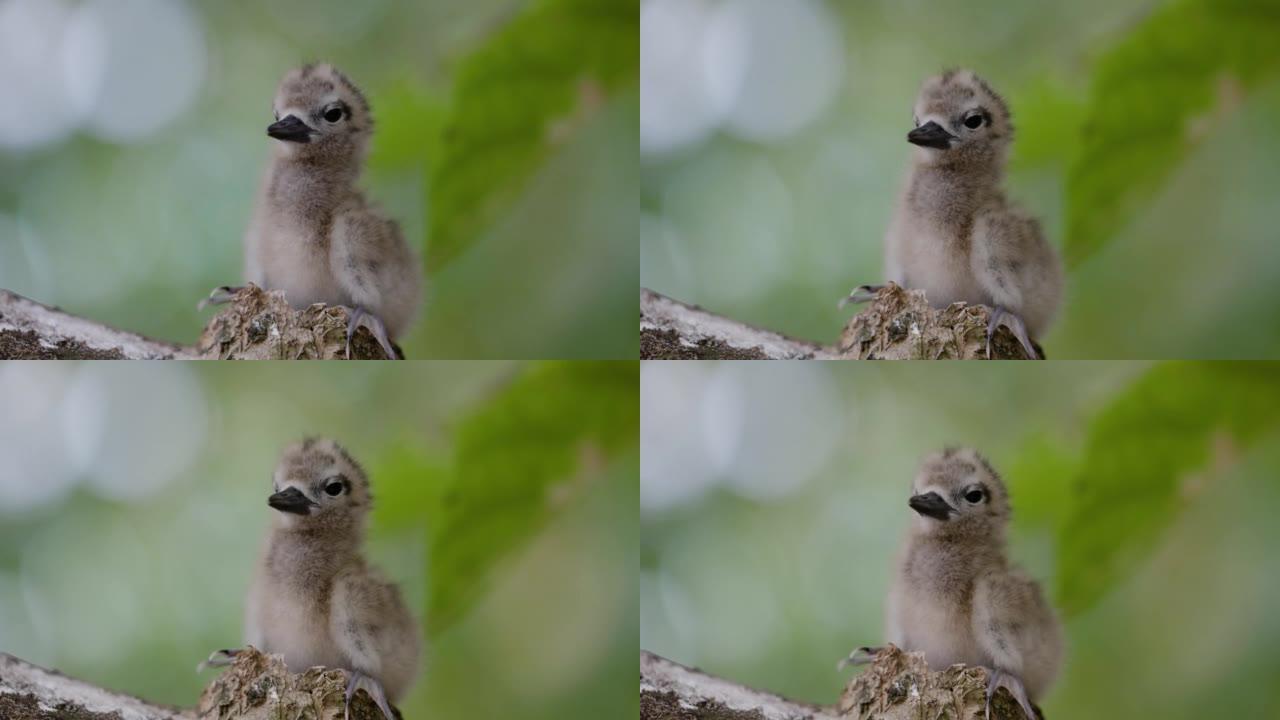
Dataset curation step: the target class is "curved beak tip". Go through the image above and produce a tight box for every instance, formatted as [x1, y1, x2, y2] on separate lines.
[267, 487, 314, 515]
[266, 115, 312, 143]
[908, 492, 954, 521]
[906, 121, 955, 150]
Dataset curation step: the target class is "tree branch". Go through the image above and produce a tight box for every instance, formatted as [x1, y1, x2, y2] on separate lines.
[0, 649, 393, 720]
[639, 285, 1038, 360]
[640, 646, 1034, 720]
[640, 650, 836, 720]
[640, 289, 829, 360]
[0, 652, 193, 719]
[0, 287, 395, 360]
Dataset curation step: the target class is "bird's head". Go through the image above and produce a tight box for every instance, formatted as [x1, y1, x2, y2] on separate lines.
[267, 63, 373, 163]
[268, 437, 372, 533]
[907, 447, 1010, 540]
[907, 69, 1012, 168]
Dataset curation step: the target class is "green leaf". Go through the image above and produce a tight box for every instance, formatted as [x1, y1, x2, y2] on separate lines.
[426, 0, 639, 270]
[368, 80, 449, 173]
[426, 361, 638, 637]
[1056, 362, 1280, 617]
[1065, 0, 1280, 268]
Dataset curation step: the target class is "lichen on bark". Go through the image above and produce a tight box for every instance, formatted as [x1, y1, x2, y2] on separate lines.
[639, 285, 1039, 360]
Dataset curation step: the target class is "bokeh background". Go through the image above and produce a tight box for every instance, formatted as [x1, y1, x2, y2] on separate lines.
[0, 0, 638, 359]
[0, 360, 639, 719]
[641, 0, 1280, 358]
[641, 361, 1280, 717]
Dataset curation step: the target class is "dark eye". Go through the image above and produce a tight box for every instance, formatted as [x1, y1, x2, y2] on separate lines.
[323, 106, 344, 123]
[964, 114, 984, 129]
[964, 489, 985, 503]
[324, 480, 345, 496]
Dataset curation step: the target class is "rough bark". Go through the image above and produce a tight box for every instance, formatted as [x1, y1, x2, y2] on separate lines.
[640, 646, 1033, 720]
[0, 652, 193, 720]
[0, 649, 392, 720]
[0, 289, 191, 360]
[640, 285, 1038, 360]
[0, 286, 394, 360]
[640, 650, 836, 720]
[640, 289, 829, 360]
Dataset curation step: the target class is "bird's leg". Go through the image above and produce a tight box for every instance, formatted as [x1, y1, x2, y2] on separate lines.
[197, 286, 246, 311]
[836, 645, 885, 671]
[196, 648, 241, 672]
[985, 306, 1039, 360]
[344, 307, 398, 360]
[984, 668, 1038, 720]
[838, 284, 885, 309]
[345, 671, 398, 720]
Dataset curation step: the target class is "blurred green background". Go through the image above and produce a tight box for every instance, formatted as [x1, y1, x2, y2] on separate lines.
[0, 360, 639, 719]
[641, 361, 1280, 717]
[641, 0, 1280, 358]
[0, 0, 637, 359]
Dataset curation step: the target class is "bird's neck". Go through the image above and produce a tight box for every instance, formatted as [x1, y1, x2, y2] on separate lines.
[267, 155, 359, 214]
[267, 525, 363, 587]
[906, 531, 1008, 585]
[905, 161, 1002, 227]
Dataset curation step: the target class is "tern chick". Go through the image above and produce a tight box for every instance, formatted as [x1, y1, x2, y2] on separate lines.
[840, 447, 1062, 719]
[202, 437, 420, 720]
[204, 63, 422, 359]
[841, 70, 1063, 359]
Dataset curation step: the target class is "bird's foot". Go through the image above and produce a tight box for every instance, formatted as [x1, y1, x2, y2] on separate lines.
[345, 671, 399, 720]
[838, 284, 884, 310]
[344, 307, 398, 360]
[196, 648, 240, 673]
[985, 306, 1039, 360]
[197, 286, 246, 311]
[836, 645, 884, 671]
[984, 668, 1038, 720]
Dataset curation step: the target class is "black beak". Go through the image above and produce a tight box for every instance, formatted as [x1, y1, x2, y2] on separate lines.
[266, 115, 312, 143]
[907, 121, 955, 150]
[268, 487, 315, 515]
[908, 492, 954, 521]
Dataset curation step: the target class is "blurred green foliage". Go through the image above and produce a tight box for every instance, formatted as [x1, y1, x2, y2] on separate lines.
[640, 360, 1280, 718]
[0, 0, 637, 359]
[1056, 362, 1280, 615]
[1066, 0, 1280, 267]
[0, 360, 638, 720]
[428, 0, 639, 269]
[377, 361, 639, 637]
[642, 0, 1280, 358]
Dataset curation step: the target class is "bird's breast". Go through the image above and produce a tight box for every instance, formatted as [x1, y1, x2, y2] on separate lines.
[258, 220, 348, 309]
[897, 218, 986, 309]
[258, 588, 344, 673]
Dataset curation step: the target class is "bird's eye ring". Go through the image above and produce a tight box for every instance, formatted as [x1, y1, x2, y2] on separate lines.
[964, 489, 984, 503]
[324, 480, 345, 496]
[323, 106, 345, 123]
[964, 113, 984, 129]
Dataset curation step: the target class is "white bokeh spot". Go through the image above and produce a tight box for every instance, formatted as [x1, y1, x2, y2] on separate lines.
[62, 0, 206, 143]
[63, 364, 207, 502]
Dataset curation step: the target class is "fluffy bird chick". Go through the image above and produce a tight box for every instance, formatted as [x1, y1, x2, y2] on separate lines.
[210, 63, 421, 359]
[842, 70, 1062, 359]
[203, 438, 420, 720]
[841, 448, 1062, 720]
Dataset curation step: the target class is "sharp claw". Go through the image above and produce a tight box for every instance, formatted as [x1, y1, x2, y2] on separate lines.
[197, 286, 243, 311]
[836, 645, 880, 670]
[343, 308, 398, 360]
[196, 648, 239, 673]
[838, 285, 884, 309]
[346, 671, 397, 720]
[345, 307, 366, 361]
[985, 306, 1040, 360]
[985, 668, 1038, 720]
